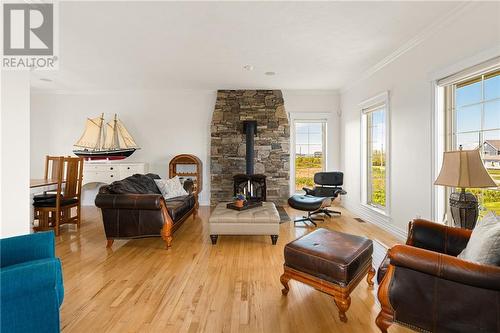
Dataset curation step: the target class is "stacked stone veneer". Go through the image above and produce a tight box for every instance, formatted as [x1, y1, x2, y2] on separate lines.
[210, 90, 290, 205]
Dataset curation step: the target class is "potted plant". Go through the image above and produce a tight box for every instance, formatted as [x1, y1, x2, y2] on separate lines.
[233, 194, 247, 208]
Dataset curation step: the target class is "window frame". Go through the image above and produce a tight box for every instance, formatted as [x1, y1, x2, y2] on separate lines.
[444, 69, 500, 218]
[292, 119, 328, 193]
[360, 91, 391, 216]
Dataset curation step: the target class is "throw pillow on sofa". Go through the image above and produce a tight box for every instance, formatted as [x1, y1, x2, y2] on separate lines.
[458, 212, 500, 266]
[155, 176, 188, 200]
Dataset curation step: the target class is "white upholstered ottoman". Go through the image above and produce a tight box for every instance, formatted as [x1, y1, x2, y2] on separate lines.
[209, 202, 281, 245]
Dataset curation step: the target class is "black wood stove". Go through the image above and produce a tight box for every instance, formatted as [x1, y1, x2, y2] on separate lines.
[233, 120, 267, 202]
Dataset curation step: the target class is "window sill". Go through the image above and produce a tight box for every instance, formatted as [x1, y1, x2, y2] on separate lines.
[361, 203, 390, 219]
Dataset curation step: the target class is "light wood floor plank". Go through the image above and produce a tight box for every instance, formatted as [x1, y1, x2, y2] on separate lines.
[55, 204, 412, 333]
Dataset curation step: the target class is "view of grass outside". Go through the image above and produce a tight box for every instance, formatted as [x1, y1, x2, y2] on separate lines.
[367, 108, 386, 208]
[474, 168, 500, 215]
[454, 71, 500, 216]
[295, 156, 322, 191]
[295, 122, 325, 191]
[370, 151, 386, 207]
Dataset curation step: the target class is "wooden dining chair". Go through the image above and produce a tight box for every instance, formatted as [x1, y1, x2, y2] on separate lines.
[45, 155, 63, 180]
[34, 157, 84, 236]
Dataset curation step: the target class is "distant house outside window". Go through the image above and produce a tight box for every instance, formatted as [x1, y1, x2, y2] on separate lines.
[449, 69, 500, 215]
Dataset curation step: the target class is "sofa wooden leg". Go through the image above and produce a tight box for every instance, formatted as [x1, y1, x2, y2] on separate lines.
[106, 239, 114, 248]
[333, 295, 351, 323]
[367, 267, 375, 287]
[280, 272, 290, 295]
[160, 200, 174, 249]
[376, 310, 393, 333]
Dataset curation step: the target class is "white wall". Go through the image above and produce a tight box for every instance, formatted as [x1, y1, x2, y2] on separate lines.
[1, 71, 31, 237]
[31, 89, 339, 205]
[339, 2, 500, 237]
[31, 90, 216, 205]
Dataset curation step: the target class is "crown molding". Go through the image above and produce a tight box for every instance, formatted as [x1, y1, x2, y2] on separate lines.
[30, 88, 217, 95]
[340, 2, 477, 94]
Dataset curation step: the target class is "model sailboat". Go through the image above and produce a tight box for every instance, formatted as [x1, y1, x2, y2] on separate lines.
[73, 114, 140, 160]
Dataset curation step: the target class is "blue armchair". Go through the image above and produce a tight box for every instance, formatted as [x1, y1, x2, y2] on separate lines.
[0, 232, 64, 333]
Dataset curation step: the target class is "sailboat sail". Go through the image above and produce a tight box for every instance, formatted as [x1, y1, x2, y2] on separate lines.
[74, 116, 104, 149]
[116, 120, 139, 148]
[102, 122, 116, 149]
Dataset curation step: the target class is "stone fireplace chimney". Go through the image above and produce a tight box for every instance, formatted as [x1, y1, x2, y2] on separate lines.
[210, 90, 290, 205]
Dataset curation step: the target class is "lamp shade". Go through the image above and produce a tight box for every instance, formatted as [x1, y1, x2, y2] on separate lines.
[434, 149, 497, 188]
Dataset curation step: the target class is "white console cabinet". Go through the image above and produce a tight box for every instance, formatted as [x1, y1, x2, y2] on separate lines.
[83, 161, 148, 186]
[82, 161, 148, 205]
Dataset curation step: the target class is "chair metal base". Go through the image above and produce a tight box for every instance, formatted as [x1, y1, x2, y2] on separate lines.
[294, 212, 323, 227]
[312, 208, 341, 218]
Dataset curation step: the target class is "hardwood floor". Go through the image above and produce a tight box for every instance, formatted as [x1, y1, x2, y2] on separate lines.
[55, 204, 412, 333]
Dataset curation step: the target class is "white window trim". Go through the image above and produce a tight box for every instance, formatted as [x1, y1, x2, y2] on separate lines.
[431, 53, 500, 223]
[289, 112, 331, 195]
[359, 91, 391, 217]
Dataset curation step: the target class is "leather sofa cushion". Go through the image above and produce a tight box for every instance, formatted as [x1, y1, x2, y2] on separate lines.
[103, 173, 161, 195]
[33, 197, 78, 207]
[165, 194, 195, 223]
[284, 228, 373, 286]
[288, 195, 331, 212]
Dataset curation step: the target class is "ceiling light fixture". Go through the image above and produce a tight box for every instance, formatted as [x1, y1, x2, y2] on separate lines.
[264, 71, 276, 76]
[243, 64, 254, 71]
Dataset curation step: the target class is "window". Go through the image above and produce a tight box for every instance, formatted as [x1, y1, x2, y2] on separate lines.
[448, 69, 500, 215]
[361, 92, 390, 213]
[294, 121, 326, 192]
[367, 107, 387, 208]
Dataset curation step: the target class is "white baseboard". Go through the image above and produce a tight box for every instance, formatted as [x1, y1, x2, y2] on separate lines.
[342, 200, 407, 241]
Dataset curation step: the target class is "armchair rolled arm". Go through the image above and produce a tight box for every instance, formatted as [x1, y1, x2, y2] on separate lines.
[95, 194, 164, 210]
[388, 244, 500, 290]
[302, 187, 314, 195]
[407, 219, 472, 256]
[1, 258, 64, 303]
[0, 232, 55, 268]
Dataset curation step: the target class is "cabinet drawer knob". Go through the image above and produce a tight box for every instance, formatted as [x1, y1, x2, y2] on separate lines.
[110, 175, 113, 178]
[127, 167, 130, 170]
[110, 167, 114, 170]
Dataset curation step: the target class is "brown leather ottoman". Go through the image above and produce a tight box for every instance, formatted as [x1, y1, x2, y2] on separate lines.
[280, 228, 375, 323]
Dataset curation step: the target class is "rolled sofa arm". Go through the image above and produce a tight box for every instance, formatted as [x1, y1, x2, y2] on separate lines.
[407, 219, 472, 256]
[183, 179, 195, 194]
[95, 194, 164, 210]
[388, 244, 500, 290]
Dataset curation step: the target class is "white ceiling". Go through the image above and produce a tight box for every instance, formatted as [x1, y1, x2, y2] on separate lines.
[32, 1, 464, 91]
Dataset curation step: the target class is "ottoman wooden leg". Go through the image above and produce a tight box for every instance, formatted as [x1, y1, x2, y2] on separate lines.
[280, 272, 291, 295]
[271, 235, 278, 245]
[367, 267, 375, 287]
[210, 235, 218, 245]
[333, 295, 351, 323]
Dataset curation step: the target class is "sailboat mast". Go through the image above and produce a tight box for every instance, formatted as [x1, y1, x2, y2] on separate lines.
[95, 113, 104, 151]
[112, 114, 119, 150]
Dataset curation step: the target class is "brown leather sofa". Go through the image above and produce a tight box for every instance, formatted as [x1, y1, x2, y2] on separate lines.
[95, 173, 197, 249]
[376, 219, 500, 333]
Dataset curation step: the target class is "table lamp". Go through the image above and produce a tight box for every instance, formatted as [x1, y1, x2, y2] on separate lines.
[434, 147, 497, 229]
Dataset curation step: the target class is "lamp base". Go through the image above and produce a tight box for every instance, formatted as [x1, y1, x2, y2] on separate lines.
[449, 189, 478, 229]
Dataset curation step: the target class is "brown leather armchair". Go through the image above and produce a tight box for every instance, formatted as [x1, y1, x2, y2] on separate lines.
[376, 219, 500, 333]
